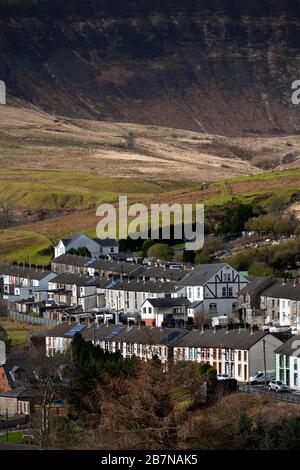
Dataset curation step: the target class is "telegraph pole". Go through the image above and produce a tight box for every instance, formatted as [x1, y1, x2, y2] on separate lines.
[263, 338, 267, 384]
[5, 408, 8, 442]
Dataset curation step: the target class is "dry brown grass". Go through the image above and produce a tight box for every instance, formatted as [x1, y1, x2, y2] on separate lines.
[1, 105, 299, 182]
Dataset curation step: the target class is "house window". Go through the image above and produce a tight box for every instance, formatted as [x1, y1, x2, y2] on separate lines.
[110, 247, 114, 253]
[238, 364, 242, 376]
[228, 287, 233, 297]
[143, 307, 146, 314]
[188, 348, 194, 360]
[279, 355, 284, 368]
[238, 351, 241, 361]
[188, 288, 192, 298]
[197, 287, 201, 298]
[244, 351, 247, 362]
[222, 287, 227, 297]
[225, 349, 229, 361]
[294, 373, 298, 387]
[148, 307, 152, 314]
[224, 273, 231, 282]
[279, 369, 285, 382]
[209, 303, 217, 313]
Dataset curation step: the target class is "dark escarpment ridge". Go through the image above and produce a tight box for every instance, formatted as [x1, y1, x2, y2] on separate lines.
[1, 0, 300, 135]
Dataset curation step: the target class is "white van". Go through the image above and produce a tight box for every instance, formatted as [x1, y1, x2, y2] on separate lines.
[248, 371, 275, 385]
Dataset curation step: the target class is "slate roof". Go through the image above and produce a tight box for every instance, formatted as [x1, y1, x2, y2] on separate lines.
[92, 238, 119, 247]
[47, 322, 187, 346]
[108, 280, 177, 293]
[175, 263, 228, 287]
[274, 335, 300, 357]
[46, 322, 87, 338]
[82, 323, 126, 341]
[61, 233, 118, 248]
[50, 273, 101, 286]
[173, 329, 271, 350]
[52, 254, 96, 267]
[100, 325, 187, 346]
[239, 277, 277, 296]
[141, 266, 189, 281]
[261, 280, 300, 301]
[90, 259, 145, 276]
[0, 387, 36, 398]
[0, 263, 53, 280]
[144, 297, 191, 308]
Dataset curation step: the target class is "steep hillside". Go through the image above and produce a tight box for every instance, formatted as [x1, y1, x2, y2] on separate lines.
[1, 0, 300, 135]
[1, 105, 300, 181]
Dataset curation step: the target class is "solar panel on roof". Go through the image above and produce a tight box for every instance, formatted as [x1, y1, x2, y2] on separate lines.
[65, 323, 86, 337]
[161, 331, 181, 345]
[84, 258, 97, 267]
[87, 276, 98, 284]
[105, 325, 125, 340]
[106, 279, 121, 289]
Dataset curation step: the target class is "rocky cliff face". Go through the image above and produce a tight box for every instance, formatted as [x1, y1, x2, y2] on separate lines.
[1, 0, 300, 135]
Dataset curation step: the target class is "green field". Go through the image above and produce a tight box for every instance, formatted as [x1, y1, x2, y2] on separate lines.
[0, 168, 185, 210]
[0, 317, 51, 346]
[0, 167, 299, 264]
[0, 431, 23, 443]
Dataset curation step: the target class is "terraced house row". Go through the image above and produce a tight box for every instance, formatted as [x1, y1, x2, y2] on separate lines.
[45, 322, 282, 382]
[0, 250, 299, 331]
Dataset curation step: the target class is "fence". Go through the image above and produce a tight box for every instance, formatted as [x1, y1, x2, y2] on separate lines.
[239, 384, 300, 404]
[5, 311, 59, 327]
[0, 415, 28, 429]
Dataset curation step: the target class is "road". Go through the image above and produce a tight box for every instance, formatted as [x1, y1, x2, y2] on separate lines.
[239, 384, 300, 404]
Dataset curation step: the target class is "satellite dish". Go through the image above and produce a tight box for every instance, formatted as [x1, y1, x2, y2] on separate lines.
[0, 340, 6, 366]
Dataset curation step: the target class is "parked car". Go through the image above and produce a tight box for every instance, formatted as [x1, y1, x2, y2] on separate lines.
[217, 373, 231, 381]
[268, 380, 290, 393]
[249, 371, 275, 385]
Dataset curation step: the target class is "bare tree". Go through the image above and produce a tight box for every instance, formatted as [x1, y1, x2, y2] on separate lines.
[25, 352, 72, 448]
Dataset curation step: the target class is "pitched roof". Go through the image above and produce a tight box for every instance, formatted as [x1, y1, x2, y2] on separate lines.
[52, 254, 96, 267]
[0, 387, 36, 398]
[141, 266, 189, 281]
[61, 233, 118, 248]
[108, 280, 177, 293]
[50, 273, 101, 286]
[0, 263, 53, 280]
[92, 238, 119, 247]
[46, 322, 87, 338]
[175, 263, 228, 287]
[144, 297, 191, 308]
[82, 323, 126, 342]
[100, 325, 187, 346]
[274, 335, 300, 357]
[239, 277, 277, 296]
[89, 259, 145, 276]
[173, 329, 272, 350]
[261, 280, 300, 301]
